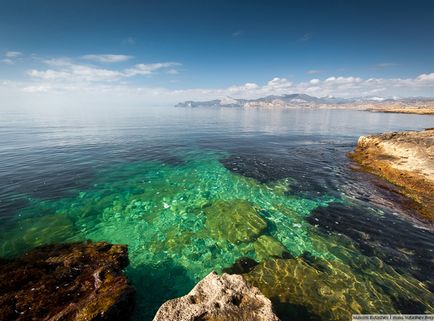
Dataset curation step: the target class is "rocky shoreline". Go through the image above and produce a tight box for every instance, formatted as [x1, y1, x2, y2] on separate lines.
[367, 107, 434, 115]
[349, 128, 434, 222]
[0, 241, 280, 321]
[0, 241, 135, 321]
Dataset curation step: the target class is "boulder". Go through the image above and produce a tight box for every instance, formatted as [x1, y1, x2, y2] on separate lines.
[153, 272, 280, 321]
[204, 200, 267, 243]
[0, 241, 135, 321]
[253, 235, 289, 260]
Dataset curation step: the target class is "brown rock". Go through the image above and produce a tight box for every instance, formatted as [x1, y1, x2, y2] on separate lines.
[0, 241, 135, 321]
[349, 129, 434, 222]
[153, 272, 280, 321]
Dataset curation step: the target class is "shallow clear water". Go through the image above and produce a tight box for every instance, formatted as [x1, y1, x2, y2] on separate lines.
[0, 106, 433, 320]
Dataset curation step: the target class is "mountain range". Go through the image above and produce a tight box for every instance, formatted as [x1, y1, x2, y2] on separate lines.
[175, 94, 433, 109]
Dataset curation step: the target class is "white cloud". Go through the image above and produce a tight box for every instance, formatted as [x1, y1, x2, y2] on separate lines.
[417, 73, 434, 82]
[2, 53, 434, 108]
[28, 59, 180, 82]
[265, 77, 293, 90]
[1, 58, 14, 64]
[1, 51, 23, 64]
[81, 54, 133, 63]
[122, 37, 136, 45]
[325, 76, 362, 84]
[167, 69, 179, 75]
[12, 71, 434, 106]
[226, 82, 260, 95]
[5, 51, 22, 58]
[124, 63, 179, 77]
[43, 58, 72, 67]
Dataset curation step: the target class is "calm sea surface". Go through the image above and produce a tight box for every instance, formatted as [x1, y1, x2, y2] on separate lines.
[1, 107, 433, 320]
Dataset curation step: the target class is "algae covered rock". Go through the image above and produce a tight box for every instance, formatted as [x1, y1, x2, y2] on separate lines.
[242, 256, 434, 321]
[0, 214, 76, 256]
[222, 257, 259, 274]
[253, 235, 289, 260]
[204, 200, 267, 243]
[153, 271, 280, 321]
[0, 241, 135, 321]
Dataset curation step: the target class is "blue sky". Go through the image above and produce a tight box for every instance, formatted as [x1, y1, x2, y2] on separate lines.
[1, 0, 434, 105]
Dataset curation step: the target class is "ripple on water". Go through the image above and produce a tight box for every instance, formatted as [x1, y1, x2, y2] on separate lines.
[0, 151, 432, 321]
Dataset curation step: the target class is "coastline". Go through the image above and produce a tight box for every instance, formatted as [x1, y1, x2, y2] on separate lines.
[349, 129, 434, 222]
[175, 94, 434, 115]
[366, 107, 434, 115]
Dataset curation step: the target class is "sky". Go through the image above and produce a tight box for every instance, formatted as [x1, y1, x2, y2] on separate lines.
[1, 0, 434, 107]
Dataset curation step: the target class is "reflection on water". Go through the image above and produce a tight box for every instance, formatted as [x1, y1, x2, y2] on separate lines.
[0, 106, 433, 320]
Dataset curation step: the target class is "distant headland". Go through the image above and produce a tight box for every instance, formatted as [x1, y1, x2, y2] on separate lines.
[175, 94, 434, 115]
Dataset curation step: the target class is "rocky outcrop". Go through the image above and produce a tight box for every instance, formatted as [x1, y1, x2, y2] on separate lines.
[0, 241, 135, 321]
[204, 200, 268, 243]
[349, 129, 434, 222]
[153, 272, 280, 321]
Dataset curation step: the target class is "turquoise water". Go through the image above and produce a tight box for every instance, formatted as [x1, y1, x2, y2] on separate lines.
[0, 107, 433, 320]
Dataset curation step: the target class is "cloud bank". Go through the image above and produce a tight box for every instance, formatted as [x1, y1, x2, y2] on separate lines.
[2, 72, 432, 108]
[0, 52, 433, 107]
[28, 58, 180, 82]
[81, 54, 133, 63]
[1, 51, 23, 64]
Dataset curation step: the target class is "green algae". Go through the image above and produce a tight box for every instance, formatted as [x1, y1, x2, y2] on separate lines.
[253, 235, 289, 260]
[0, 214, 77, 255]
[204, 200, 267, 243]
[0, 150, 432, 320]
[244, 254, 434, 321]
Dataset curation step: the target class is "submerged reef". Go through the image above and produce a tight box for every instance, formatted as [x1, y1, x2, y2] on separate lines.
[349, 128, 434, 222]
[241, 254, 434, 321]
[153, 271, 280, 321]
[204, 200, 267, 243]
[1, 152, 433, 320]
[0, 154, 336, 320]
[0, 241, 135, 321]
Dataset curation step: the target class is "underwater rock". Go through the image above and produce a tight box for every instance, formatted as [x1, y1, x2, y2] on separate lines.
[349, 129, 434, 222]
[0, 214, 76, 257]
[153, 271, 280, 321]
[220, 153, 303, 184]
[253, 235, 290, 261]
[0, 241, 135, 321]
[306, 202, 434, 291]
[243, 256, 434, 321]
[222, 257, 259, 274]
[204, 200, 267, 243]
